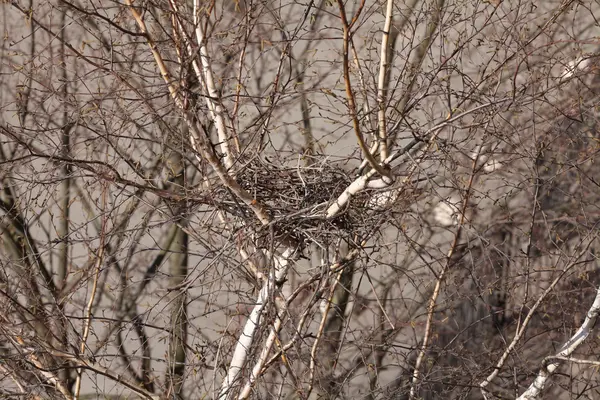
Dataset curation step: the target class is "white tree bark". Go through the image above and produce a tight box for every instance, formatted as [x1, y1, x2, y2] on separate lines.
[217, 248, 293, 400]
[376, 0, 395, 161]
[517, 285, 600, 399]
[193, 0, 234, 169]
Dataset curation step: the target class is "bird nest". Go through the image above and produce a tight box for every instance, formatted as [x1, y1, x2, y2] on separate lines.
[210, 156, 378, 243]
[238, 158, 351, 212]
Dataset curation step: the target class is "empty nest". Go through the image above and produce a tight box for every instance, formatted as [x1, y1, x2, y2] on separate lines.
[209, 156, 381, 242]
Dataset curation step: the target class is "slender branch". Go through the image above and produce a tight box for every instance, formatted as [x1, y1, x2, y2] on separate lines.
[389, 0, 445, 151]
[231, 4, 252, 153]
[73, 184, 107, 400]
[125, 0, 272, 225]
[0, 183, 56, 296]
[166, 150, 188, 398]
[57, 23, 71, 285]
[306, 263, 349, 399]
[542, 356, 600, 367]
[193, 0, 235, 169]
[357, 0, 419, 173]
[409, 140, 477, 400]
[57, 6, 73, 388]
[13, 335, 73, 400]
[236, 296, 286, 400]
[16, 0, 35, 127]
[125, 1, 180, 103]
[326, 100, 508, 218]
[295, 0, 327, 161]
[44, 346, 157, 400]
[376, 0, 395, 161]
[115, 328, 146, 388]
[0, 364, 26, 395]
[258, 249, 362, 376]
[335, 0, 392, 182]
[351, 38, 377, 168]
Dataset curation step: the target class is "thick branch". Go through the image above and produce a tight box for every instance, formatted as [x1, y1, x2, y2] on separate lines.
[217, 248, 294, 400]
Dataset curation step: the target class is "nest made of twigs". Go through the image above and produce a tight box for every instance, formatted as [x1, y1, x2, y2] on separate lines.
[208, 156, 393, 242]
[237, 158, 351, 211]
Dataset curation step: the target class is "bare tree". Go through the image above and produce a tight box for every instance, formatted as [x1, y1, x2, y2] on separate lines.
[2, 0, 600, 399]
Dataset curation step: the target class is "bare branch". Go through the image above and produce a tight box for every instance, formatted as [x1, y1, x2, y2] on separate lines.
[517, 282, 600, 399]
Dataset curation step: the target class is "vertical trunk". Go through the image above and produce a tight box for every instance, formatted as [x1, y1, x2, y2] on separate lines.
[57, 7, 70, 289]
[313, 240, 354, 399]
[57, 5, 73, 389]
[166, 145, 188, 399]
